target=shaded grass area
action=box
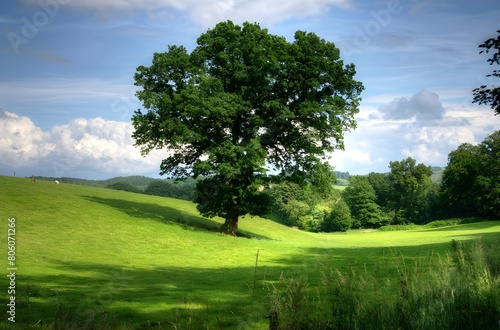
[15,261,278,329]
[82,195,222,232]
[81,195,272,240]
[0,176,499,329]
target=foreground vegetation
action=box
[271,238,500,329]
[1,176,499,329]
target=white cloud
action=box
[0,111,53,167]
[329,146,380,174]
[401,126,476,165]
[0,111,166,179]
[330,88,500,174]
[187,0,353,27]
[21,0,353,27]
[379,89,445,121]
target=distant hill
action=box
[430,166,444,183]
[102,176,157,191]
[33,175,158,191]
[32,175,197,200]
[333,171,350,186]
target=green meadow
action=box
[0,175,499,329]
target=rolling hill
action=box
[0,175,498,329]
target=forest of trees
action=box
[269,130,499,232]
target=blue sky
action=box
[1,0,499,179]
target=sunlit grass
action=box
[0,175,499,329]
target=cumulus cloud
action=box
[379,89,445,121]
[330,89,499,174]
[0,111,166,178]
[401,126,476,165]
[0,111,53,167]
[328,146,384,174]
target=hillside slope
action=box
[0,175,499,328]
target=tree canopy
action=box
[441,130,500,219]
[473,29,500,115]
[387,157,433,224]
[132,21,364,235]
[343,175,387,228]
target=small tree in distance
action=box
[322,200,351,232]
[132,21,364,236]
[343,175,387,228]
[387,157,433,224]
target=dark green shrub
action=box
[322,200,351,232]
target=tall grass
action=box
[269,237,500,330]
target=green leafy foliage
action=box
[269,180,347,232]
[387,157,434,224]
[107,182,143,194]
[366,172,391,210]
[144,180,195,201]
[472,30,500,115]
[270,181,316,227]
[343,176,388,228]
[269,238,500,329]
[441,130,500,219]
[301,204,331,232]
[132,20,363,235]
[322,199,352,232]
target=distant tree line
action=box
[32,175,155,189]
[142,179,196,200]
[269,175,351,232]
[269,130,499,232]
[31,130,498,232]
[332,171,350,186]
[106,178,196,201]
[31,175,196,201]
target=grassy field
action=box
[0,175,499,329]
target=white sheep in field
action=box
[54,180,60,185]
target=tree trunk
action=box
[220,210,239,236]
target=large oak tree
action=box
[132,21,364,235]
